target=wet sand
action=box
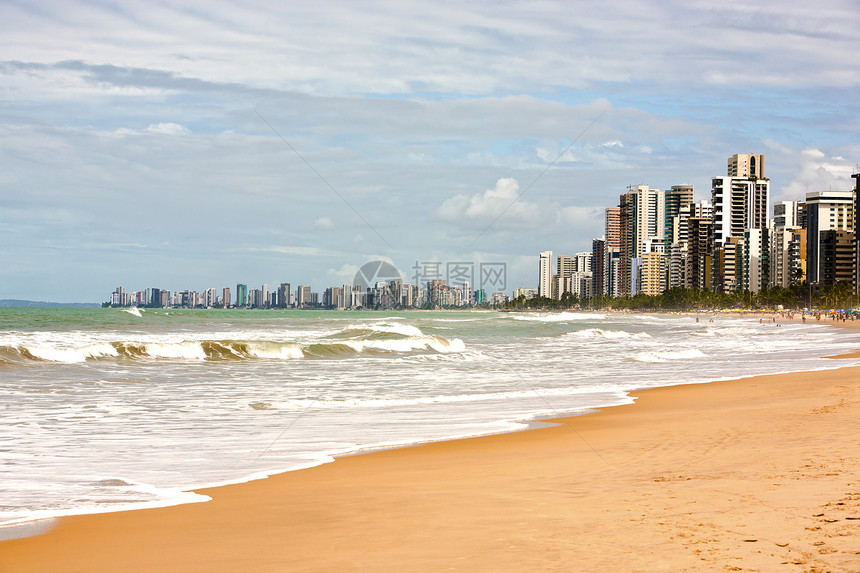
[1,362,858,572]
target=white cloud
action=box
[778,147,857,200]
[326,263,359,283]
[145,123,190,135]
[1,1,858,301]
[438,178,540,226]
[314,217,334,229]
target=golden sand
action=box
[2,361,858,572]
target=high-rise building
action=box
[538,251,553,298]
[805,190,854,284]
[617,185,665,295]
[819,230,856,288]
[628,185,665,256]
[277,283,291,309]
[854,172,860,294]
[711,176,770,248]
[591,238,606,297]
[296,285,312,308]
[557,254,575,278]
[742,228,769,293]
[574,251,593,273]
[604,207,621,250]
[600,207,621,298]
[664,185,694,247]
[686,217,712,290]
[771,201,803,288]
[773,201,800,229]
[236,284,248,307]
[728,154,765,178]
[711,155,769,292]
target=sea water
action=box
[1,307,859,528]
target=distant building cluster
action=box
[109,280,502,309]
[535,154,860,300]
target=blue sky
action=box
[2,0,859,302]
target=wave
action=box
[3,335,465,364]
[509,312,606,323]
[340,322,424,338]
[631,349,707,363]
[278,384,629,410]
[566,329,651,340]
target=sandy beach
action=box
[2,355,859,571]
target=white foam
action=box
[245,342,304,360]
[142,342,208,360]
[341,335,465,354]
[566,329,650,339]
[509,312,606,323]
[22,343,119,363]
[346,322,424,337]
[631,349,707,363]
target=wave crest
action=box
[3,333,465,364]
[509,312,606,323]
[566,329,651,340]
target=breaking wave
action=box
[566,329,651,340]
[2,322,465,364]
[508,312,606,322]
[630,349,707,363]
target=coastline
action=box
[2,349,858,571]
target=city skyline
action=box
[2,2,859,302]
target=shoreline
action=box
[2,351,859,571]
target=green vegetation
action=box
[506,281,858,312]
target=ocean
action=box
[2,307,859,531]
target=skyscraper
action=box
[711,154,769,292]
[728,153,765,178]
[711,177,770,247]
[805,190,855,285]
[617,185,665,295]
[854,172,860,295]
[604,207,621,251]
[236,284,248,307]
[538,251,553,298]
[278,283,291,309]
[664,185,694,247]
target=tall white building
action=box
[711,155,769,293]
[629,185,665,257]
[771,201,802,288]
[805,190,855,284]
[538,251,553,298]
[711,176,770,248]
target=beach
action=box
[2,353,858,572]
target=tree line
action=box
[505,281,857,312]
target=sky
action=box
[2,0,859,302]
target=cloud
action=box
[556,206,605,228]
[326,263,359,283]
[314,217,334,229]
[778,147,857,200]
[1,1,858,301]
[438,178,540,226]
[145,122,190,135]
